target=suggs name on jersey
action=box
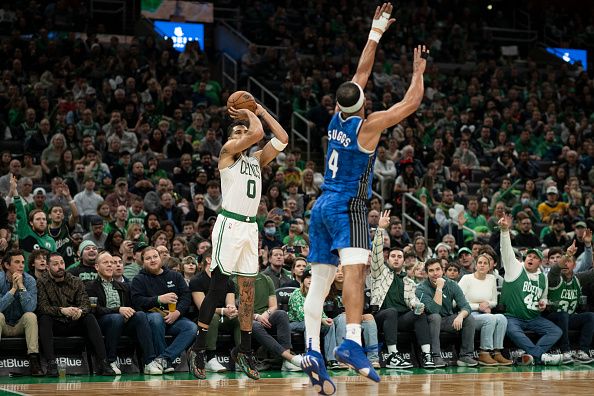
[328,129,351,147]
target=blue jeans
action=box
[546,311,594,353]
[333,313,379,361]
[98,311,157,364]
[290,320,338,362]
[471,312,508,350]
[146,313,197,362]
[505,315,562,360]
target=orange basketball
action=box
[227,90,257,113]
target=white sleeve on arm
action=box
[575,246,592,274]
[501,230,522,281]
[489,275,498,308]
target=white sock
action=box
[345,323,362,345]
[421,344,431,354]
[388,345,398,354]
[304,264,337,353]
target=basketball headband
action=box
[338,82,365,114]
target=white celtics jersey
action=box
[221,154,261,217]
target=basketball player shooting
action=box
[301,2,428,394]
[189,102,289,380]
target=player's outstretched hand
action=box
[378,210,391,229]
[498,213,513,232]
[413,45,429,75]
[372,3,396,33]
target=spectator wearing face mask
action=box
[262,220,282,251]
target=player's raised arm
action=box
[358,45,427,151]
[220,108,265,163]
[351,2,395,89]
[253,104,288,167]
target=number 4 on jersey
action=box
[328,149,339,178]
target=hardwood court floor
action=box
[1,366,594,395]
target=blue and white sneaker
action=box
[334,340,380,383]
[301,350,336,395]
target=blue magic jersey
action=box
[321,113,375,200]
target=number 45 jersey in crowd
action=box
[308,112,376,266]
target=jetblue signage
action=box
[153,21,205,52]
[546,47,588,71]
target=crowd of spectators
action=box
[0,0,594,377]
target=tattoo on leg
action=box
[238,276,255,331]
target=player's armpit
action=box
[357,100,419,151]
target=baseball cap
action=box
[546,186,558,195]
[116,177,127,186]
[33,187,46,196]
[458,247,472,256]
[526,248,544,261]
[133,241,149,254]
[90,216,103,226]
[301,267,312,282]
[575,221,587,228]
[78,240,97,255]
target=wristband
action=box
[368,30,382,43]
[271,137,287,151]
[157,296,160,304]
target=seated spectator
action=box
[130,246,197,373]
[189,249,239,375]
[288,268,339,368]
[514,213,541,249]
[83,216,108,249]
[262,247,293,289]
[0,249,43,375]
[37,252,116,376]
[86,251,163,375]
[374,146,396,202]
[10,175,56,265]
[457,247,475,279]
[67,240,99,281]
[324,265,380,368]
[245,272,302,371]
[104,178,139,215]
[284,256,307,288]
[490,177,518,210]
[458,254,513,366]
[27,249,48,280]
[498,214,563,365]
[444,262,460,280]
[416,258,478,367]
[545,240,594,364]
[370,213,434,369]
[538,186,567,224]
[388,221,411,249]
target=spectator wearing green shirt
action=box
[545,237,594,364]
[241,272,302,371]
[463,197,490,242]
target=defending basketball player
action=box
[189,102,288,380]
[301,3,428,393]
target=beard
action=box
[50,269,65,279]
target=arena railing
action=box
[290,112,312,162]
[248,77,280,119]
[221,53,238,92]
[402,192,429,241]
[90,0,129,35]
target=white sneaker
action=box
[110,361,122,375]
[282,359,302,372]
[541,353,563,366]
[562,352,574,364]
[144,360,163,375]
[573,350,594,364]
[205,357,227,373]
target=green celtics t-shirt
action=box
[501,268,546,320]
[548,277,581,314]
